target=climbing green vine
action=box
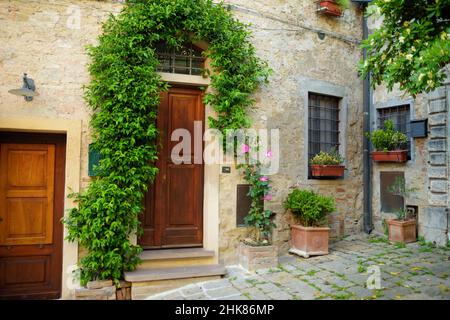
[64,0,270,285]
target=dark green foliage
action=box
[365,120,408,151]
[284,189,335,227]
[64,0,270,285]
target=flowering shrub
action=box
[359,0,450,96]
[237,144,276,245]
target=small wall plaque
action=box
[221,166,231,174]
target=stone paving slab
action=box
[145,235,450,300]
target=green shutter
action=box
[88,144,102,177]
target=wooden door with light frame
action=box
[0,132,65,299]
[139,86,204,248]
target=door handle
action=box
[0,217,3,222]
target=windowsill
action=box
[157,72,210,86]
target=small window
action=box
[380,172,404,213]
[377,105,411,158]
[155,42,205,76]
[308,93,340,177]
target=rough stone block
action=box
[428,167,447,179]
[428,113,447,126]
[429,180,448,193]
[116,281,132,300]
[427,139,446,152]
[238,243,278,272]
[419,226,448,247]
[428,87,446,100]
[74,285,116,300]
[429,126,447,139]
[427,192,448,206]
[421,207,448,229]
[428,99,447,114]
[429,152,447,165]
[87,279,113,289]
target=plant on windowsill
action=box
[366,119,408,162]
[237,143,278,271]
[318,0,350,17]
[284,189,335,258]
[309,148,345,178]
[386,177,418,244]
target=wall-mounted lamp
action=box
[317,31,326,40]
[8,73,39,101]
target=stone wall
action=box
[422,83,450,246]
[218,0,365,264]
[0,1,366,266]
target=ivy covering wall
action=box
[64,0,270,285]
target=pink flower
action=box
[241,144,250,154]
[259,176,269,182]
[265,150,273,158]
[262,194,272,201]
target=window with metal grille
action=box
[155,42,205,76]
[377,105,411,158]
[308,93,340,176]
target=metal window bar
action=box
[377,105,411,159]
[155,42,205,76]
[308,93,340,178]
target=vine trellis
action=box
[64,0,270,285]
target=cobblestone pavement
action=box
[145,235,450,300]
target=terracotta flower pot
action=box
[318,1,343,17]
[370,150,408,162]
[387,219,417,243]
[289,225,330,258]
[310,165,345,177]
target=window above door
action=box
[155,42,205,76]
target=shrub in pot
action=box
[366,119,408,162]
[386,177,417,243]
[284,189,335,258]
[309,148,345,178]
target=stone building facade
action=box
[7,0,447,300]
[368,19,450,247]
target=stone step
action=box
[139,248,215,261]
[125,264,226,282]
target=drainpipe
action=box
[360,1,373,233]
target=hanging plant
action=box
[63,0,270,286]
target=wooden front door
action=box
[139,87,204,248]
[0,132,65,299]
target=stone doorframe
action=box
[131,41,220,263]
[0,117,82,299]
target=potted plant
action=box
[284,189,335,258]
[318,0,350,17]
[237,143,278,271]
[386,177,417,243]
[310,148,345,178]
[366,119,408,162]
